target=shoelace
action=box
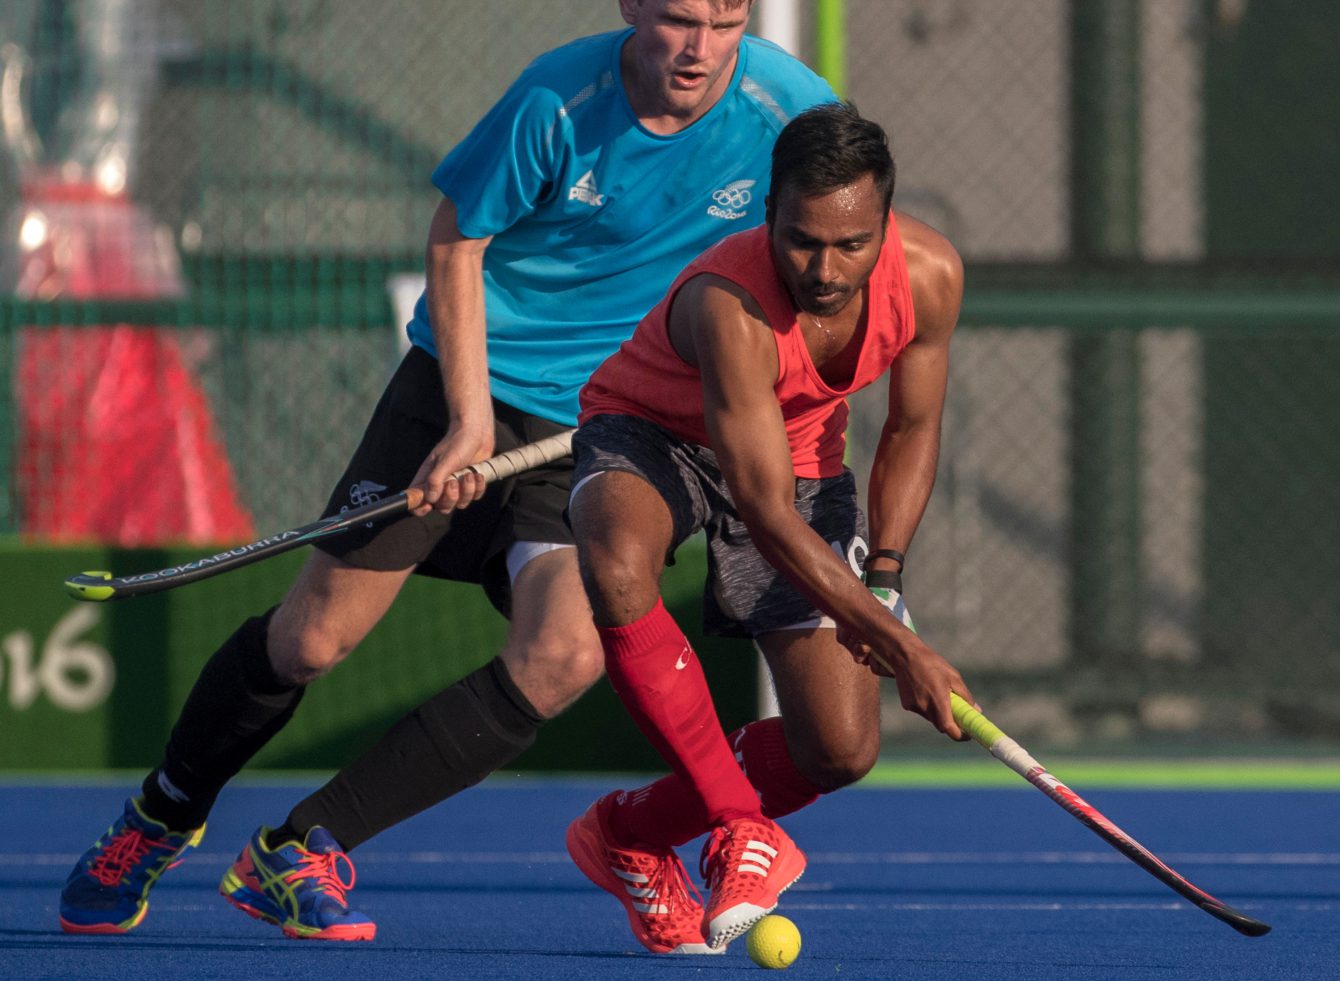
[698,826,731,890]
[650,852,704,910]
[86,829,171,887]
[288,850,357,905]
[642,851,706,942]
[699,823,777,902]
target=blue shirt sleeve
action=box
[431,71,565,240]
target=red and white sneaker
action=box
[699,816,806,949]
[566,795,721,955]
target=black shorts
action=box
[572,414,870,639]
[317,346,574,616]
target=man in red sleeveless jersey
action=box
[564,102,976,953]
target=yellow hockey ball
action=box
[746,914,801,969]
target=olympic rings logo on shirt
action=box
[712,180,756,210]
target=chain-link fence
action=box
[838,0,1340,752]
[2,1,1337,753]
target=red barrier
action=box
[16,325,255,545]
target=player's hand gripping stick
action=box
[63,430,575,601]
[860,587,1270,939]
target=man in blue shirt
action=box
[59,0,834,950]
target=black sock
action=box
[266,822,304,849]
[140,607,305,830]
[283,658,544,851]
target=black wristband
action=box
[865,548,906,573]
[865,568,903,591]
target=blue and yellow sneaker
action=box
[220,826,376,941]
[59,797,205,934]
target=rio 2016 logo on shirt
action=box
[708,179,755,220]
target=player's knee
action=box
[268,618,354,685]
[576,546,660,625]
[793,728,880,793]
[503,630,605,717]
[565,633,607,689]
[522,631,604,685]
[550,637,606,708]
[575,544,625,602]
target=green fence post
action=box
[814,0,846,97]
[1068,0,1143,671]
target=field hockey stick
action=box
[945,691,1271,936]
[63,429,576,602]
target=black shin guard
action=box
[283,658,544,851]
[141,607,304,830]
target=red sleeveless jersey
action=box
[578,214,916,478]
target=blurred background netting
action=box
[1,0,1337,756]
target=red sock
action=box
[734,716,823,818]
[609,716,823,849]
[599,599,760,830]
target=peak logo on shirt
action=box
[568,170,606,207]
[708,179,755,220]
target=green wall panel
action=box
[0,541,757,772]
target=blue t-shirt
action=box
[406,28,836,426]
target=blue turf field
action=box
[1,777,1334,979]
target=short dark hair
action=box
[769,102,895,217]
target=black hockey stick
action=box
[64,430,575,601]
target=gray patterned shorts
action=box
[572,413,870,639]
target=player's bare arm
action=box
[673,274,972,739]
[863,213,964,579]
[411,196,496,515]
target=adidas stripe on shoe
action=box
[566,795,721,955]
[699,816,806,949]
